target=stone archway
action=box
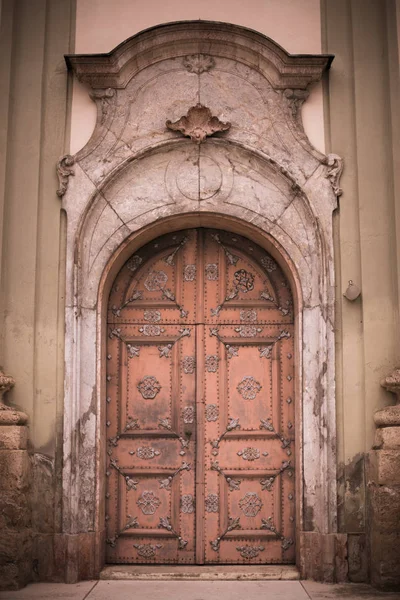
[60,21,342,579]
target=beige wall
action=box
[0,0,74,462]
[70,0,325,155]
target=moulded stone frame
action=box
[61,21,340,579]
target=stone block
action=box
[368,483,400,533]
[368,450,400,485]
[0,425,28,450]
[0,530,32,591]
[299,532,348,583]
[0,450,31,491]
[370,531,400,590]
[0,490,31,529]
[347,534,368,583]
[374,426,400,449]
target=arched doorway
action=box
[105,227,295,564]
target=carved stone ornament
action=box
[166,103,231,144]
[56,154,75,197]
[0,368,28,425]
[376,367,400,427]
[323,153,344,197]
[183,54,215,74]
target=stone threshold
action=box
[100,564,300,581]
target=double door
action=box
[106,228,295,564]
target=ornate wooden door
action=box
[106,228,295,565]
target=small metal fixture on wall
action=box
[343,280,361,301]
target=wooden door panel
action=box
[106,228,295,565]
[106,322,196,563]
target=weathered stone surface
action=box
[0,450,31,491]
[0,491,31,529]
[370,531,400,590]
[0,425,28,449]
[374,405,400,428]
[368,450,400,485]
[0,531,32,591]
[368,484,400,533]
[299,532,348,583]
[348,534,368,583]
[374,426,400,449]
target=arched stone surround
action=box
[61,21,343,579]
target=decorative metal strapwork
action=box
[258,330,291,361]
[210,268,255,316]
[210,327,238,359]
[211,461,242,491]
[158,462,191,490]
[210,417,240,456]
[210,517,241,551]
[133,543,163,559]
[158,328,191,359]
[158,516,188,549]
[111,290,143,317]
[211,233,238,265]
[137,491,161,515]
[238,492,263,517]
[260,460,292,492]
[108,458,139,490]
[158,417,190,455]
[236,545,265,559]
[261,517,294,551]
[259,417,293,456]
[106,516,140,547]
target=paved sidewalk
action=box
[1,581,400,600]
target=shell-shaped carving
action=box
[166,103,231,144]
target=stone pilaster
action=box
[367,368,400,590]
[0,370,32,590]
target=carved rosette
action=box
[166,103,231,144]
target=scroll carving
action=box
[323,153,344,197]
[56,154,75,197]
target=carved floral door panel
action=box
[106,228,295,564]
